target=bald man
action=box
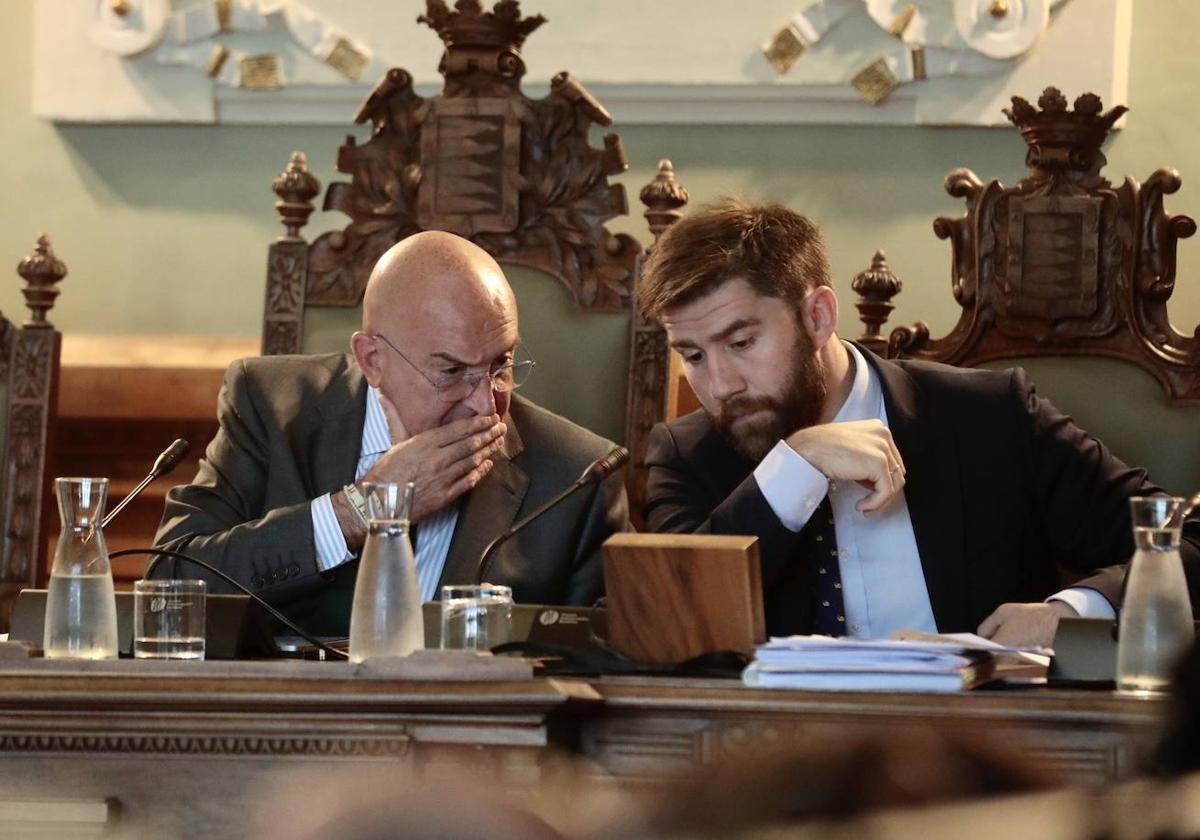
[155,232,629,635]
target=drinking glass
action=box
[133,579,207,660]
[440,584,513,651]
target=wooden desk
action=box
[0,659,596,837]
[0,661,1167,837]
[578,677,1164,787]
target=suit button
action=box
[288,563,300,577]
[252,575,265,588]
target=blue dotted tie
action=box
[807,496,846,636]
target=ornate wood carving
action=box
[294,0,639,316]
[262,153,320,355]
[0,237,63,628]
[0,731,412,758]
[626,161,689,526]
[257,4,684,529]
[850,250,902,357]
[889,87,1200,403]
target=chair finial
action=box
[272,151,321,242]
[851,249,902,356]
[640,160,689,245]
[16,234,66,328]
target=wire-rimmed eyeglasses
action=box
[372,332,535,403]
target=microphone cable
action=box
[111,547,350,660]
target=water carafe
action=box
[44,477,119,659]
[1116,496,1194,695]
[348,481,423,663]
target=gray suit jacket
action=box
[155,353,629,630]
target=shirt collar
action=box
[362,385,393,457]
[831,340,884,424]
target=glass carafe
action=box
[43,477,119,659]
[1116,496,1194,695]
[348,482,423,663]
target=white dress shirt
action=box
[309,386,459,601]
[752,342,1114,637]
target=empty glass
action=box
[1116,496,1195,696]
[440,584,513,651]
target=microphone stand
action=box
[475,446,629,584]
[85,438,190,544]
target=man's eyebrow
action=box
[428,351,473,366]
[710,318,761,343]
[669,318,762,350]
[429,345,518,366]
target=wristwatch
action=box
[342,483,370,527]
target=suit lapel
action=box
[291,355,366,496]
[438,412,530,588]
[864,348,968,632]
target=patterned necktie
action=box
[806,496,846,636]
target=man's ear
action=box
[800,286,839,350]
[350,331,383,386]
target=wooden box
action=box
[603,533,765,664]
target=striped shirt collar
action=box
[362,385,393,457]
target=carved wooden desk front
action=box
[0,663,1166,837]
[0,659,595,837]
[578,677,1166,788]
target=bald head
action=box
[352,231,522,436]
[362,231,515,336]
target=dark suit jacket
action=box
[644,348,1200,636]
[155,353,629,631]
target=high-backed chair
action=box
[886,87,1200,495]
[0,236,63,629]
[261,0,689,523]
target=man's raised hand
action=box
[785,419,905,514]
[363,394,506,521]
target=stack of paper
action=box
[742,635,1000,692]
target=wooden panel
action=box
[50,336,258,589]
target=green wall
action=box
[2,3,1198,448]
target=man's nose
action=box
[707,355,746,402]
[463,375,498,416]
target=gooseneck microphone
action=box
[475,446,629,585]
[101,438,190,530]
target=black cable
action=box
[110,547,349,660]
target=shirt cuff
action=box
[1047,587,1116,620]
[311,492,354,572]
[753,440,830,532]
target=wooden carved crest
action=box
[281,0,638,320]
[890,87,1200,403]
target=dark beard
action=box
[710,333,828,462]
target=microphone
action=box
[475,446,629,585]
[101,438,191,530]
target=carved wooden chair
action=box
[882,87,1200,495]
[260,0,689,522]
[0,236,64,628]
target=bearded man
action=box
[638,199,1200,648]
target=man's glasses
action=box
[372,333,535,403]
